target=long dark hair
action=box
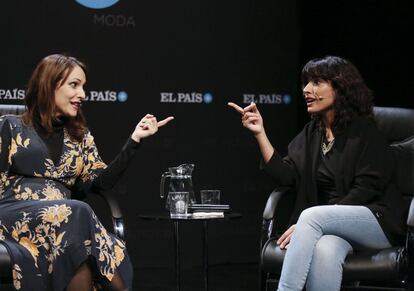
[301,56,374,134]
[22,54,87,142]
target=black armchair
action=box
[0,104,125,290]
[260,106,414,291]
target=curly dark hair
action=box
[301,56,374,134]
[22,54,87,142]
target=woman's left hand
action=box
[131,114,174,142]
[228,102,265,136]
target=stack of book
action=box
[188,204,231,213]
[188,204,230,218]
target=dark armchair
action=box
[260,106,414,291]
[0,104,125,290]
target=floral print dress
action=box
[0,115,133,290]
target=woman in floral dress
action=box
[0,54,174,290]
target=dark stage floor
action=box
[134,262,258,291]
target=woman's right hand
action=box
[228,102,264,136]
[277,224,296,250]
[131,114,174,142]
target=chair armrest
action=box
[407,197,414,229]
[0,104,26,116]
[407,197,414,286]
[96,190,125,240]
[263,187,291,220]
[0,242,12,284]
[261,187,294,244]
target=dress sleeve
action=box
[0,117,12,198]
[91,137,141,192]
[73,131,140,197]
[79,130,108,184]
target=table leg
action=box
[173,221,180,291]
[203,220,209,291]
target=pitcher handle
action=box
[160,172,171,198]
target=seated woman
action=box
[0,54,174,291]
[228,56,405,291]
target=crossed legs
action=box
[277,205,392,291]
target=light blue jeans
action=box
[277,205,392,291]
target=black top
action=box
[33,115,66,165]
[316,147,339,204]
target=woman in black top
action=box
[0,54,173,291]
[228,56,405,291]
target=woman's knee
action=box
[63,200,95,221]
[313,235,352,264]
[65,200,93,212]
[297,205,327,225]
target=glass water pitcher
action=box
[160,163,196,210]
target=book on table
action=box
[188,204,231,213]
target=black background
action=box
[1,0,413,289]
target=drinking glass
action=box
[200,190,221,205]
[169,192,189,218]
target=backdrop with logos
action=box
[0,0,300,283]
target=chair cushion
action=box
[390,135,414,195]
[261,238,406,283]
[342,247,407,283]
[374,107,414,143]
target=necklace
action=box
[321,138,335,155]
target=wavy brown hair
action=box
[301,56,374,134]
[22,54,87,142]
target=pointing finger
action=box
[157,116,175,127]
[227,102,244,114]
[243,102,257,113]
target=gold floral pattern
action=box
[8,133,30,164]
[80,132,107,183]
[12,264,22,290]
[34,221,68,274]
[11,212,39,267]
[41,181,65,200]
[0,221,8,240]
[84,239,92,255]
[92,213,126,280]
[10,207,72,274]
[37,158,59,180]
[38,204,72,226]
[13,181,66,201]
[0,171,10,197]
[14,185,40,200]
[34,130,107,186]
